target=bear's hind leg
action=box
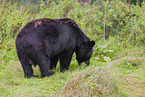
[19,58,34,78]
[37,52,54,77]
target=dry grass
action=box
[110,48,145,97]
[112,57,145,65]
[119,73,145,97]
[59,65,120,97]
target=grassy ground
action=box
[0,39,145,97]
[0,1,145,96]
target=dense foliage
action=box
[0,0,145,96]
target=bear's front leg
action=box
[60,50,74,72]
[50,55,59,70]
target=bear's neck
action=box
[76,31,90,49]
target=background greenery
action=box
[0,0,145,96]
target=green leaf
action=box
[103,56,111,62]
[103,50,114,53]
[101,45,108,49]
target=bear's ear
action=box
[89,41,95,48]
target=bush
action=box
[0,2,31,46]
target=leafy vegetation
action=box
[0,0,145,96]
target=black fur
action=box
[15,18,95,78]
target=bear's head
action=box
[76,41,95,65]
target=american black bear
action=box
[15,18,95,78]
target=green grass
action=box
[0,40,145,96]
